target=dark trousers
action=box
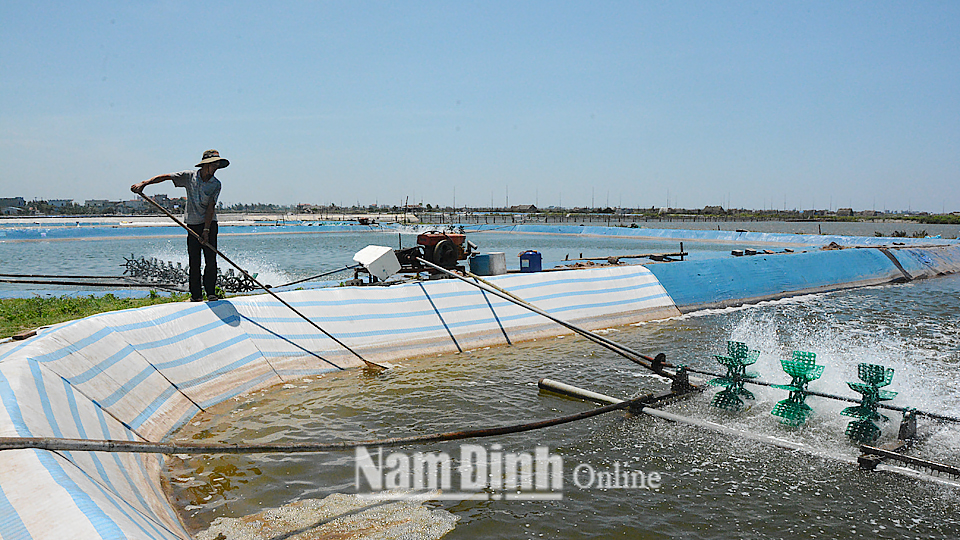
[187,222,218,299]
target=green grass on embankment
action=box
[0,292,189,339]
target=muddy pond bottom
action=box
[165,275,960,539]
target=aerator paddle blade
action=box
[858,363,895,387]
[771,399,814,427]
[845,418,882,444]
[711,388,746,411]
[726,340,760,365]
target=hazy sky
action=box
[2,2,958,211]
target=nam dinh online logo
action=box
[355,444,662,501]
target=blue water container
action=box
[519,250,542,272]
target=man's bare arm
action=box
[131,174,172,194]
[201,199,216,243]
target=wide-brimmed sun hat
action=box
[196,149,230,168]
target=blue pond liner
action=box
[646,248,904,312]
[888,246,960,279]
[467,223,955,248]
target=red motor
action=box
[417,231,469,269]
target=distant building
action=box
[1,197,25,215]
[836,208,853,217]
[47,199,74,208]
[151,194,178,211]
[859,210,878,217]
[703,206,724,214]
[0,197,26,209]
[84,199,119,212]
[510,204,537,212]
[119,199,147,212]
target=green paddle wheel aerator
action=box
[770,351,824,426]
[708,341,760,411]
[841,363,897,444]
[706,339,909,446]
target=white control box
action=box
[353,245,402,281]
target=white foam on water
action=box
[194,492,458,540]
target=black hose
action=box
[0,394,648,454]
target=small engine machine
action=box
[395,230,476,272]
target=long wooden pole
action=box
[569,251,687,262]
[135,191,388,370]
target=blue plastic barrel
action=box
[519,250,542,272]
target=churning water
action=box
[164,274,960,539]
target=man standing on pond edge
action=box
[131,149,227,302]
